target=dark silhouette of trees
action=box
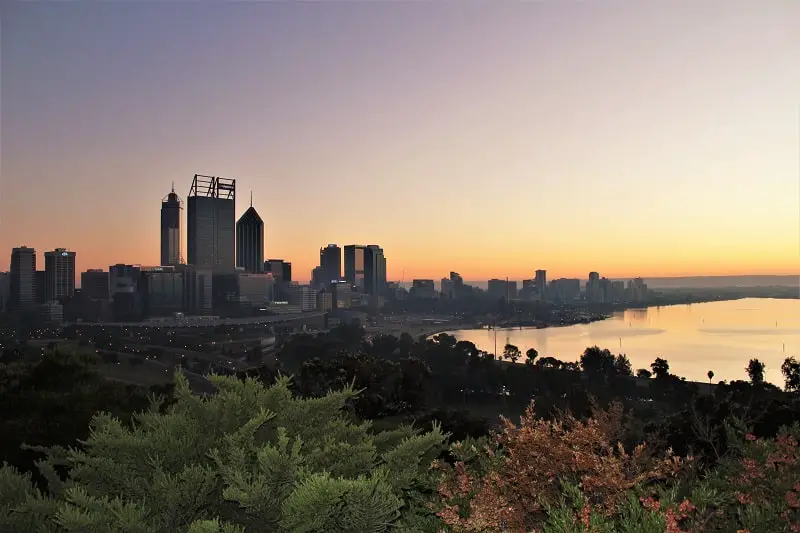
[503,343,521,364]
[707,370,714,383]
[636,368,652,379]
[0,348,167,488]
[782,357,800,391]
[580,346,615,374]
[651,357,670,379]
[613,354,633,376]
[747,358,765,385]
[525,348,538,366]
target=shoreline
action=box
[423,295,796,340]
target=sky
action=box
[2,1,799,283]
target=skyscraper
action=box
[235,196,264,273]
[9,246,36,309]
[343,245,366,289]
[364,245,386,295]
[587,271,602,303]
[187,174,235,273]
[44,248,76,301]
[160,184,182,266]
[319,244,341,286]
[535,269,547,299]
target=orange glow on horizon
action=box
[2,2,799,282]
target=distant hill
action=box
[631,275,799,289]
[420,275,799,291]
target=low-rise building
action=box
[288,285,317,312]
[331,281,352,309]
[81,269,110,300]
[140,266,184,317]
[317,290,333,312]
[41,301,63,323]
[237,272,275,307]
[411,279,436,299]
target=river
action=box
[442,298,800,384]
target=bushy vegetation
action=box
[4,326,800,532]
[435,404,800,532]
[1,372,446,532]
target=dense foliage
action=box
[1,373,446,532]
[4,324,800,532]
[0,349,170,488]
[435,405,800,532]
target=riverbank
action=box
[439,298,798,384]
[424,312,612,340]
[428,294,795,339]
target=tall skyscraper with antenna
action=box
[160,183,182,266]
[235,192,264,273]
[187,174,236,272]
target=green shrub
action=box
[1,373,446,533]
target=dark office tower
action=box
[0,273,8,312]
[319,244,341,285]
[364,245,386,295]
[586,271,602,303]
[160,184,182,266]
[187,174,236,273]
[264,259,288,282]
[44,248,76,301]
[235,198,264,273]
[535,269,547,298]
[343,245,366,289]
[311,266,324,289]
[81,269,110,300]
[9,246,36,309]
[34,271,46,304]
[282,261,292,283]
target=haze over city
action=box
[2,2,799,281]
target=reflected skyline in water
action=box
[444,298,800,384]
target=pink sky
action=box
[2,2,799,282]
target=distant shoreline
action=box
[424,295,798,340]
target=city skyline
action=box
[2,2,799,280]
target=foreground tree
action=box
[0,373,446,533]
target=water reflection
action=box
[445,298,800,384]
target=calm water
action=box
[444,298,800,384]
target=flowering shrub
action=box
[434,405,800,533]
[435,403,684,532]
[689,425,800,532]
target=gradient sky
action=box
[2,1,799,282]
